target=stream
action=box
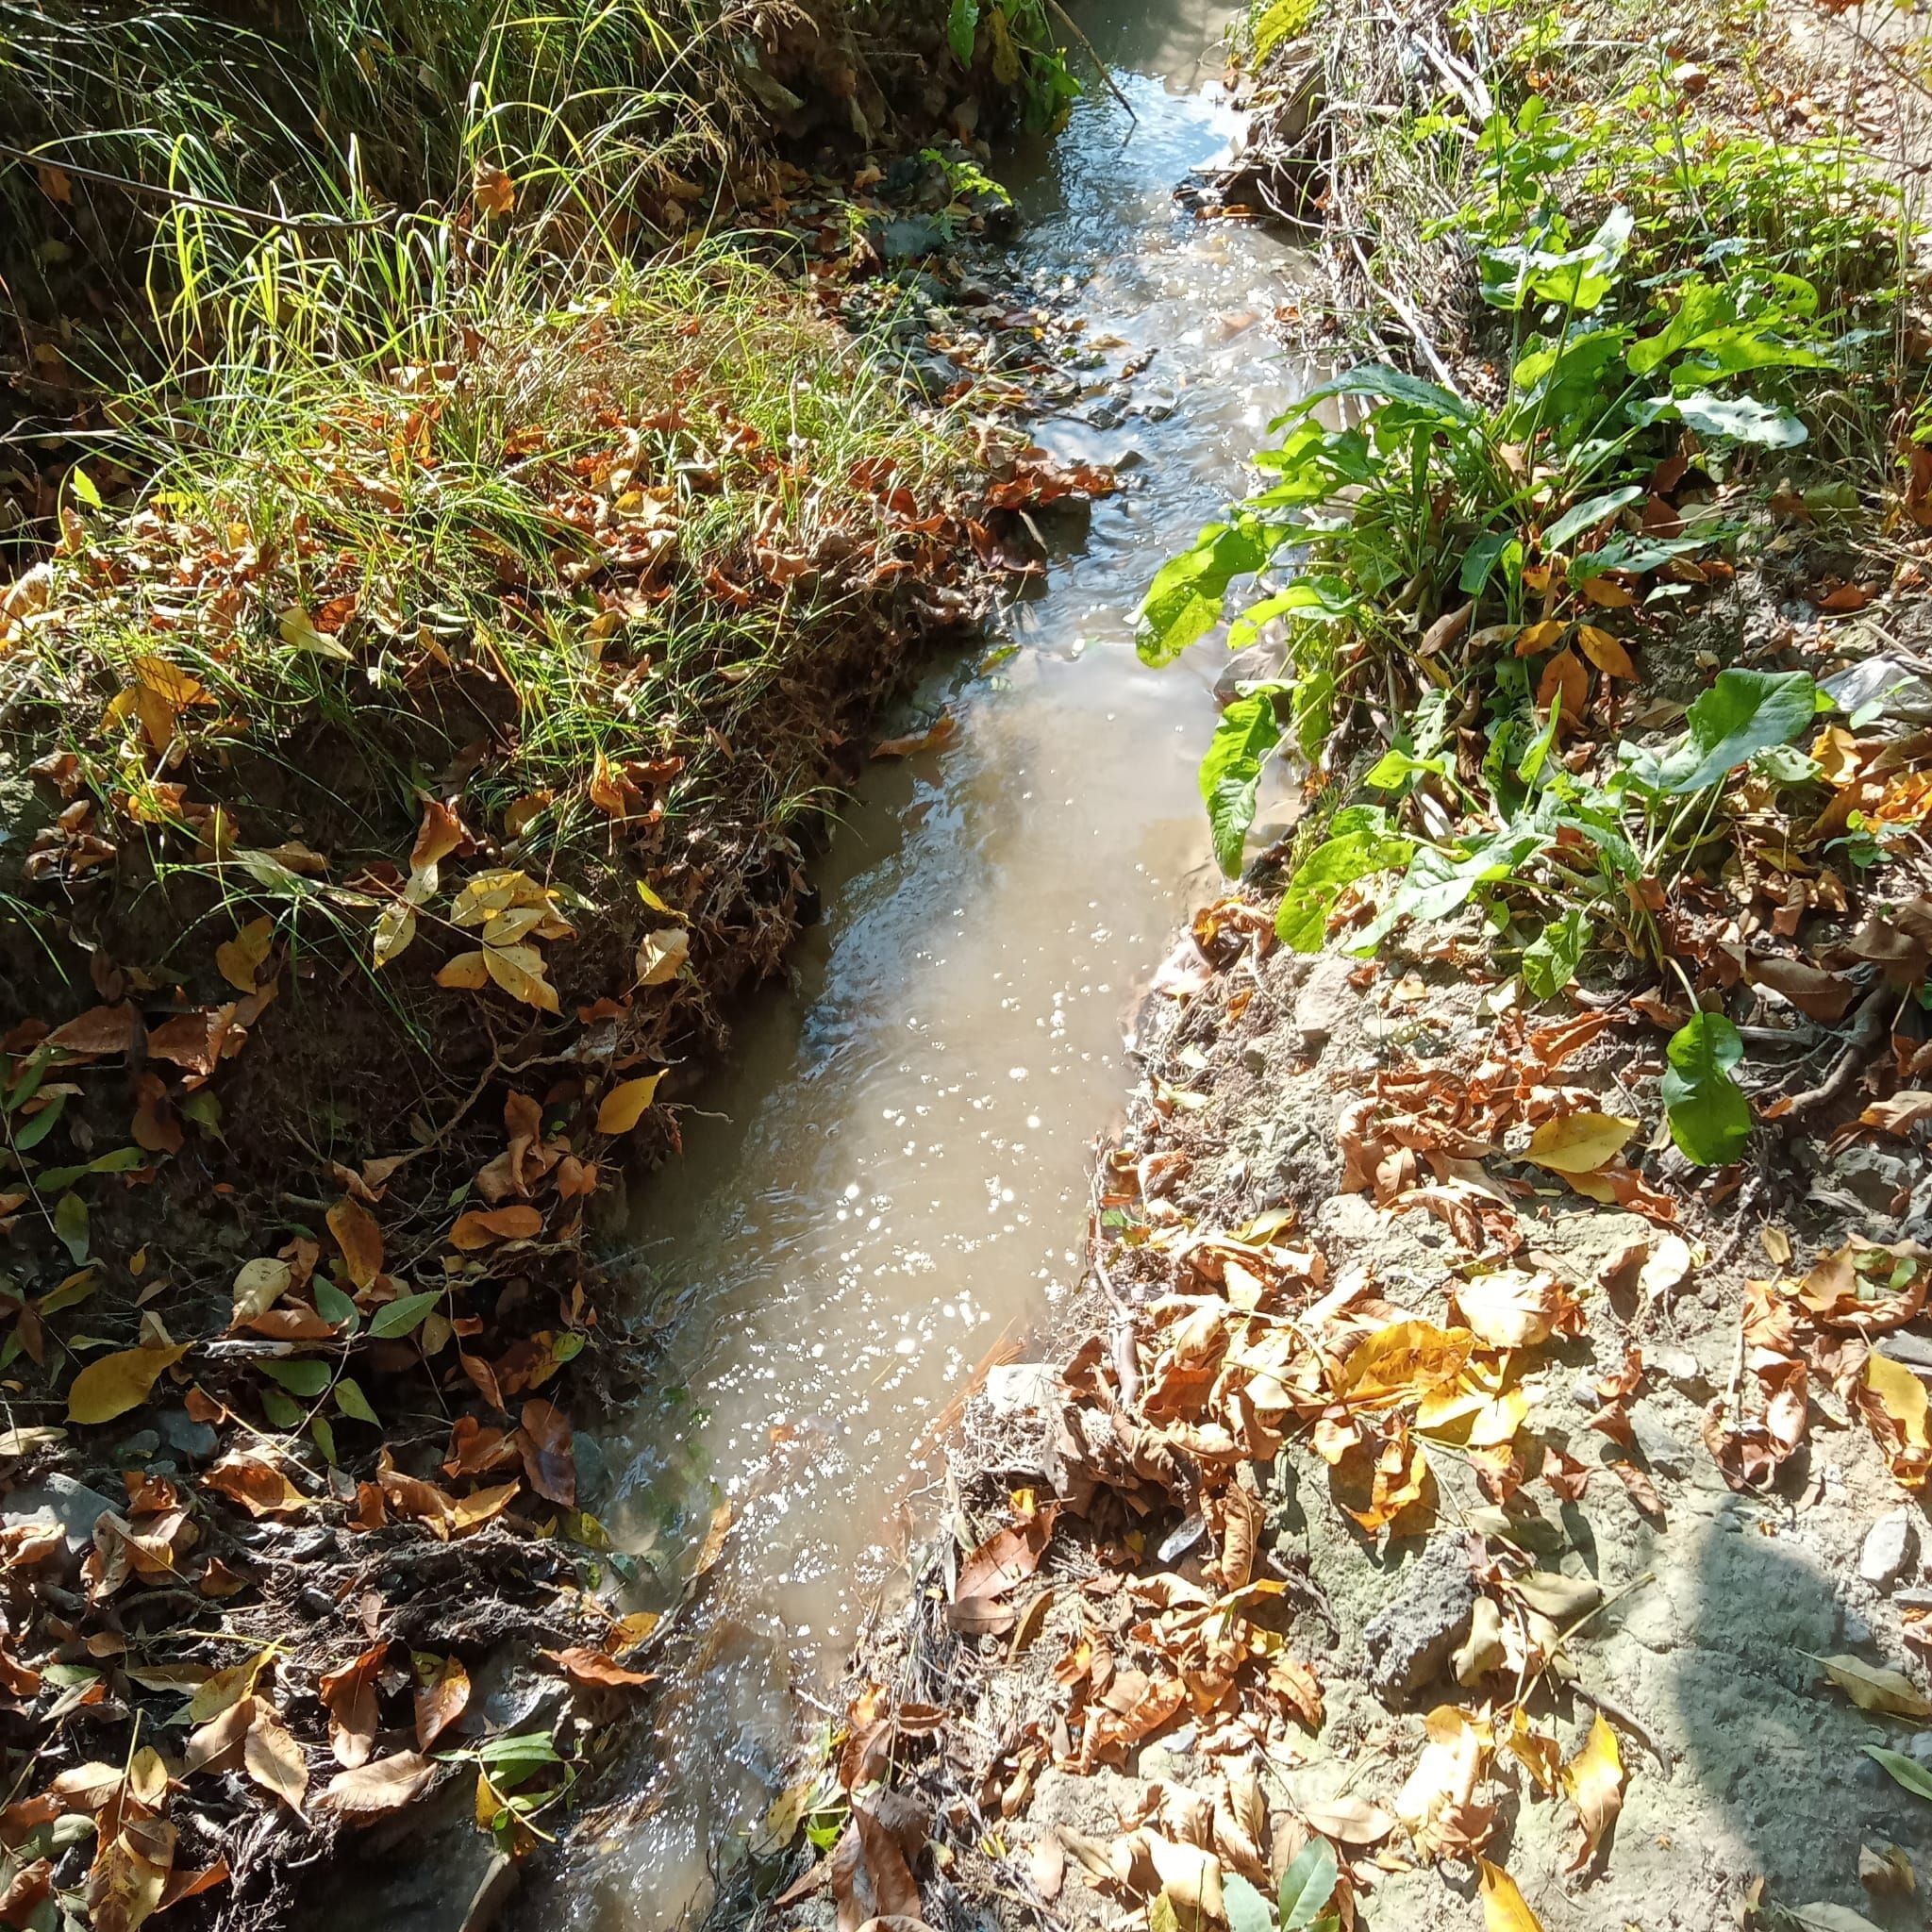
[553,8,1310,1920]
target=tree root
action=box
[1779,984,1894,1121]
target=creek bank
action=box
[0,23,1116,1931]
[815,2,1932,1931]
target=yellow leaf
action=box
[215,916,275,993]
[434,950,491,991]
[473,160,516,216]
[1581,575,1636,608]
[231,1257,291,1326]
[482,942,559,1013]
[278,607,351,659]
[450,1480,522,1534]
[1559,1713,1623,1870]
[635,926,689,988]
[1526,1110,1638,1174]
[1574,624,1636,679]
[1477,1859,1544,1932]
[1821,1653,1932,1718]
[636,879,683,921]
[372,900,418,970]
[326,1196,384,1291]
[1862,1351,1932,1487]
[1515,618,1566,655]
[67,1343,192,1425]
[596,1074,665,1135]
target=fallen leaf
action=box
[596,1073,666,1135]
[1477,1859,1545,1932]
[518,1399,575,1507]
[326,1197,383,1291]
[67,1344,192,1425]
[215,917,275,994]
[242,1705,309,1813]
[316,1752,437,1821]
[541,1646,655,1689]
[635,928,689,988]
[413,1655,471,1751]
[1822,1653,1932,1718]
[450,1205,544,1250]
[1559,1713,1623,1869]
[1525,1111,1638,1174]
[319,1644,386,1770]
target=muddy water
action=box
[558,9,1308,1922]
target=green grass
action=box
[7,242,974,1015]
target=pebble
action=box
[1859,1508,1918,1591]
[1571,1375,1600,1410]
[1838,1607,1874,1647]
[1910,1731,1932,1766]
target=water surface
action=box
[557,8,1311,1918]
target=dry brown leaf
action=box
[317,1751,437,1821]
[449,1205,544,1250]
[242,1705,309,1813]
[541,1646,655,1690]
[517,1398,575,1507]
[318,1643,387,1770]
[413,1654,471,1752]
[326,1197,383,1291]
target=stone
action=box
[1628,1408,1691,1479]
[1859,1508,1917,1590]
[1909,1730,1932,1766]
[1363,1533,1477,1703]
[0,1473,118,1554]
[155,1407,217,1464]
[1292,956,1357,1049]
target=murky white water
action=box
[554,8,1311,1920]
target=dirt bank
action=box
[801,2,1932,1930]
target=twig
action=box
[0,140,393,232]
[1087,1158,1141,1410]
[1570,1681,1674,1776]
[1780,984,1896,1119]
[1043,0,1138,125]
[1344,231,1464,394]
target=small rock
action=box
[1860,1508,1918,1591]
[0,1473,119,1555]
[1651,1348,1705,1390]
[1826,1143,1914,1217]
[1628,1409,1691,1479]
[1838,1607,1875,1648]
[1908,1731,1932,1766]
[1570,1375,1600,1411]
[1294,957,1357,1048]
[156,1407,217,1464]
[111,1430,160,1465]
[1241,1044,1268,1076]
